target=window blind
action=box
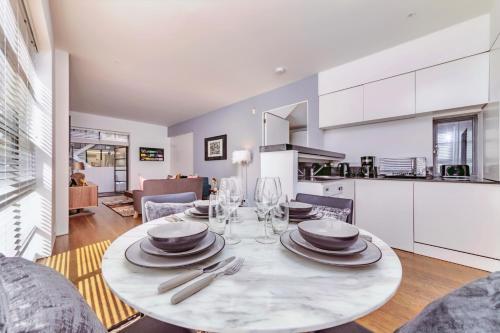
[0,0,38,256]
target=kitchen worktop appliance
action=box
[378,157,427,178]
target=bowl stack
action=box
[184,200,210,219]
[125,221,225,268]
[280,219,382,267]
[282,202,322,222]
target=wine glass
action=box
[219,178,241,245]
[254,177,280,244]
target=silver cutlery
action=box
[165,215,184,222]
[157,256,235,294]
[170,258,244,305]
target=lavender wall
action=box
[168,75,321,200]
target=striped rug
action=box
[38,240,138,329]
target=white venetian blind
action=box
[0,0,38,256]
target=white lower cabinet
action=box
[414,182,500,260]
[355,180,414,252]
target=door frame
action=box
[261,99,309,146]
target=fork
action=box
[170,258,244,304]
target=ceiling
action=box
[50,0,493,126]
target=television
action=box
[139,147,164,161]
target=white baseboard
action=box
[414,243,500,272]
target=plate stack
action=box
[280,219,382,267]
[125,222,225,268]
[184,200,210,219]
[283,202,322,222]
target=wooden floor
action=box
[54,201,488,333]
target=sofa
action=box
[132,178,205,217]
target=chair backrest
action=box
[295,193,354,224]
[141,192,197,223]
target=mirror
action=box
[262,101,308,146]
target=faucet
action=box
[310,164,328,177]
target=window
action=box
[0,1,39,256]
[433,115,477,175]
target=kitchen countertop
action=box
[298,176,500,185]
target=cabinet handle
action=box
[338,186,343,191]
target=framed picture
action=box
[205,134,227,161]
[139,147,164,161]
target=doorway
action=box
[70,127,130,196]
[262,100,308,146]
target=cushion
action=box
[396,271,500,333]
[144,201,193,222]
[0,255,106,333]
[312,205,351,222]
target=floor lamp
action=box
[232,150,251,206]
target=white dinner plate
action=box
[185,208,209,219]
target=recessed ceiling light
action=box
[275,67,286,75]
[407,12,416,18]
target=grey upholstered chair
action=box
[295,193,354,224]
[141,192,197,223]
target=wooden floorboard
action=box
[53,203,488,333]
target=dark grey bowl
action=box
[194,200,210,214]
[147,222,209,252]
[298,219,359,250]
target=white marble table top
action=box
[102,207,402,333]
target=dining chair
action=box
[295,193,354,223]
[141,192,197,223]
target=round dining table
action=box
[102,207,402,333]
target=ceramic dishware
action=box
[147,222,208,252]
[125,233,225,269]
[289,230,367,256]
[194,200,210,214]
[140,232,216,257]
[280,230,381,267]
[281,201,312,214]
[298,219,359,250]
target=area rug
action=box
[38,240,138,329]
[102,195,135,217]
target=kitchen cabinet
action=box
[416,53,489,113]
[364,73,415,121]
[483,37,500,182]
[296,179,354,200]
[319,86,363,128]
[355,180,413,252]
[414,182,500,260]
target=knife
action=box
[157,256,236,293]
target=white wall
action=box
[82,167,115,193]
[170,132,194,175]
[70,111,170,190]
[54,49,69,236]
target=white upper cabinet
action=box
[364,73,415,121]
[415,53,489,114]
[319,15,490,96]
[319,86,363,128]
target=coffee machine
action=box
[360,156,376,178]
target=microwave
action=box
[378,157,427,178]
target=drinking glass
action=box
[254,177,280,244]
[229,177,244,223]
[219,178,241,245]
[208,194,226,235]
[271,195,289,235]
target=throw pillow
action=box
[312,205,351,222]
[144,201,193,222]
[0,255,106,333]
